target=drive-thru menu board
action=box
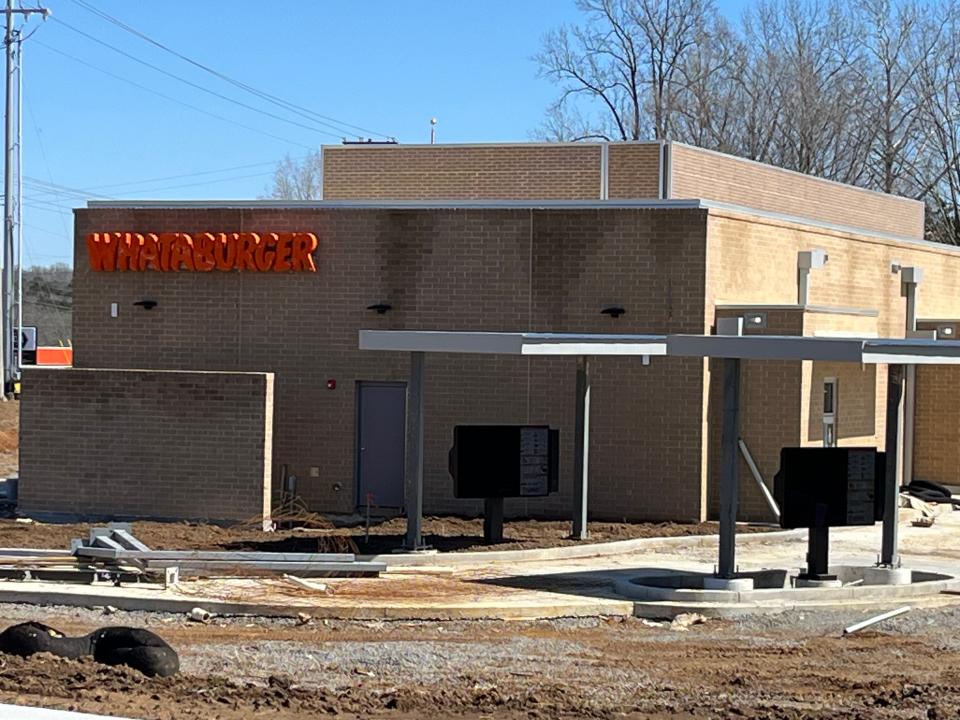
[450,425,560,499]
[519,427,550,497]
[774,447,886,529]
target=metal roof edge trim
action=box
[84,199,706,211]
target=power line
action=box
[101,170,274,197]
[67,0,393,141]
[24,168,276,200]
[24,178,106,200]
[23,157,290,198]
[50,17,348,140]
[24,89,72,245]
[33,39,316,150]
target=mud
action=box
[0,610,957,719]
[0,515,773,554]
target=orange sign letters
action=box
[86,232,318,272]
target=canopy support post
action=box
[572,356,591,540]
[405,351,425,550]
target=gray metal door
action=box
[356,382,406,508]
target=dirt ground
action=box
[0,603,957,719]
[0,515,773,554]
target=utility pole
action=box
[1,0,48,396]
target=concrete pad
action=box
[361,527,801,567]
[0,575,634,622]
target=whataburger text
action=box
[86,232,318,272]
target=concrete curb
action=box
[618,570,960,619]
[362,527,802,567]
[630,592,960,619]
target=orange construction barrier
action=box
[36,346,72,366]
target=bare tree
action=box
[535,0,716,140]
[913,2,960,243]
[22,263,72,346]
[671,17,746,153]
[853,0,941,195]
[265,151,323,200]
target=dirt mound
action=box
[0,652,608,719]
[0,515,773,554]
[0,624,958,719]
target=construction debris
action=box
[282,575,328,593]
[670,613,708,631]
[69,525,386,580]
[843,606,911,635]
[0,524,386,591]
[187,607,213,624]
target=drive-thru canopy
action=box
[359,330,960,579]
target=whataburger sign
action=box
[86,232,319,272]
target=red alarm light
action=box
[326,379,336,390]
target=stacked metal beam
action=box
[72,527,386,579]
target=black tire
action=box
[908,479,953,498]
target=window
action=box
[822,378,838,447]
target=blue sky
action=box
[21,0,750,265]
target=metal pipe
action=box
[0,0,12,394]
[903,364,916,486]
[718,357,741,578]
[881,364,904,567]
[902,277,919,488]
[738,438,780,520]
[843,605,911,635]
[14,29,20,375]
[797,267,810,306]
[572,356,591,540]
[405,351,425,550]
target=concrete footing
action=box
[614,565,958,617]
[795,578,842,589]
[863,566,913,586]
[703,576,755,592]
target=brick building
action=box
[17,141,960,524]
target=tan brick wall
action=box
[322,144,604,200]
[69,207,710,523]
[913,365,960,485]
[706,208,960,516]
[671,143,925,239]
[802,361,879,446]
[606,143,662,199]
[705,209,960,337]
[707,308,804,521]
[19,368,274,522]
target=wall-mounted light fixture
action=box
[366,303,392,315]
[743,312,767,329]
[601,305,625,319]
[133,300,157,310]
